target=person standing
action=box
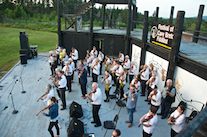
[61,52,69,68]
[139,106,158,137]
[47,51,54,76]
[62,61,72,92]
[55,44,61,65]
[85,82,102,127]
[124,85,138,128]
[122,55,131,83]
[68,58,75,83]
[78,67,87,98]
[101,70,112,102]
[118,51,124,63]
[128,62,136,84]
[91,58,100,82]
[38,97,59,137]
[90,46,98,57]
[117,68,127,99]
[158,79,176,119]
[53,70,67,110]
[42,84,55,106]
[139,65,150,96]
[71,47,79,68]
[167,105,186,137]
[98,51,104,75]
[148,85,161,110]
[103,55,111,71]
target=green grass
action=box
[0,26,58,75]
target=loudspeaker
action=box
[70,101,83,118]
[67,118,84,137]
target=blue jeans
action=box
[127,108,135,124]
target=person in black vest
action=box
[78,67,87,98]
[157,79,176,119]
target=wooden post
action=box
[193,5,205,43]
[139,11,149,66]
[166,11,185,80]
[155,7,159,22]
[131,5,137,31]
[57,0,61,46]
[124,0,132,55]
[89,0,94,50]
[102,3,106,29]
[108,10,113,28]
[134,7,138,29]
[169,6,174,25]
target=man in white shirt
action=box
[61,52,69,68]
[91,58,100,82]
[122,55,131,82]
[71,47,79,68]
[62,61,72,92]
[118,51,124,63]
[90,46,98,57]
[98,51,104,75]
[47,51,54,75]
[148,85,161,111]
[114,61,123,91]
[68,58,75,83]
[101,70,112,102]
[85,82,102,127]
[139,106,158,137]
[53,70,67,110]
[145,72,159,103]
[128,62,136,84]
[139,65,149,96]
[55,44,61,65]
[167,105,186,137]
[104,55,111,71]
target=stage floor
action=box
[0,55,173,137]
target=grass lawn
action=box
[0,26,58,78]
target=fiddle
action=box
[78,67,85,78]
[148,90,158,101]
[128,65,134,73]
[92,62,98,70]
[88,90,96,96]
[36,104,52,116]
[37,91,49,102]
[168,115,181,126]
[138,115,153,127]
[102,75,109,84]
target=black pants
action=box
[125,69,129,82]
[113,75,117,85]
[59,87,66,108]
[105,87,111,100]
[143,130,152,137]
[141,80,147,95]
[120,86,124,99]
[92,73,98,82]
[66,76,72,91]
[87,66,90,76]
[171,128,178,137]
[56,89,61,98]
[72,71,74,80]
[115,76,120,90]
[147,86,152,100]
[48,120,59,137]
[129,75,134,84]
[80,83,87,96]
[74,60,77,68]
[151,104,160,112]
[100,61,103,75]
[160,98,172,118]
[56,54,60,65]
[92,104,101,125]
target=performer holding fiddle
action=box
[62,61,72,92]
[68,58,75,83]
[117,68,127,99]
[37,97,59,137]
[103,55,111,71]
[139,65,150,96]
[139,106,158,137]
[98,51,104,75]
[55,44,61,65]
[148,85,161,110]
[50,68,61,99]
[101,70,112,102]
[110,60,118,86]
[130,75,141,92]
[145,72,159,103]
[61,52,69,68]
[128,62,136,84]
[46,51,54,76]
[167,105,185,137]
[90,46,98,57]
[71,47,79,68]
[78,66,87,98]
[91,58,100,82]
[114,61,123,90]
[37,84,55,106]
[124,85,138,128]
[122,55,130,83]
[118,51,124,63]
[75,60,84,85]
[85,82,102,127]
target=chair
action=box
[102,114,119,137]
[186,110,198,124]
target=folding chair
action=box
[102,114,119,137]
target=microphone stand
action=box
[9,80,18,114]
[20,65,26,93]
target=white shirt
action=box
[105,75,112,88]
[98,53,104,62]
[58,75,67,88]
[55,47,61,54]
[171,110,186,133]
[72,49,78,60]
[129,65,136,75]
[143,113,158,134]
[92,63,100,75]
[123,59,131,69]
[91,88,102,105]
[62,65,72,76]
[131,79,141,91]
[115,65,123,77]
[141,69,150,81]
[105,58,111,64]
[150,67,157,73]
[150,89,161,106]
[149,76,159,89]
[91,59,96,67]
[62,55,69,62]
[110,65,117,71]
[48,56,53,63]
[119,74,126,85]
[69,62,75,72]
[87,57,91,67]
[119,54,124,62]
[90,50,98,57]
[44,89,55,106]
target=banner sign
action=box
[150,23,175,50]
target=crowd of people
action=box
[38,44,186,137]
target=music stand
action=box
[20,65,26,93]
[9,80,18,114]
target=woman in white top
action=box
[130,75,141,92]
[167,105,186,137]
[47,51,54,75]
[117,68,127,99]
[101,70,112,102]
